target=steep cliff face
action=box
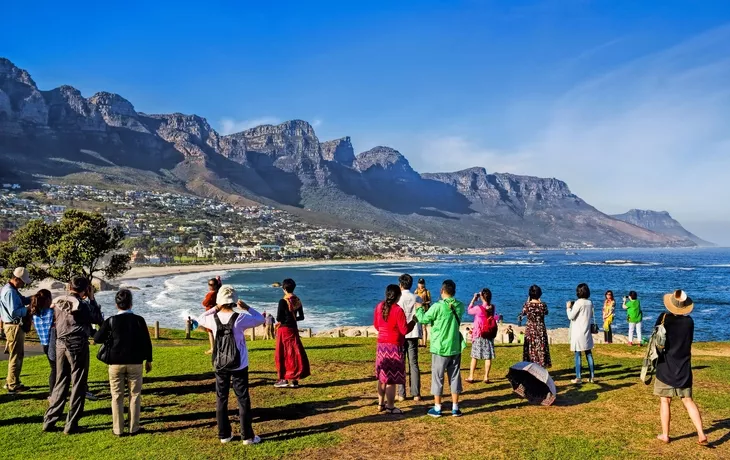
[612,210,714,246]
[0,57,699,248]
[320,136,355,166]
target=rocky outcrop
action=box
[43,85,107,131]
[612,210,714,246]
[0,57,700,248]
[88,92,149,133]
[320,136,355,166]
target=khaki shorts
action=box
[654,379,692,398]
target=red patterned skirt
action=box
[375,343,406,385]
[275,326,311,381]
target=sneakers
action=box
[85,392,99,401]
[396,395,405,402]
[220,436,234,444]
[288,381,299,389]
[570,378,583,384]
[243,435,262,445]
[273,380,289,388]
[452,409,463,417]
[427,408,442,418]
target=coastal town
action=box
[0,184,456,263]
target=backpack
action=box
[481,314,498,340]
[213,312,240,372]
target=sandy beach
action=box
[116,258,424,282]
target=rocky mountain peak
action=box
[0,58,36,87]
[612,209,713,246]
[354,146,411,171]
[88,91,148,133]
[320,136,355,166]
[42,85,106,131]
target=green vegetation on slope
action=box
[1,338,728,459]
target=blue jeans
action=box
[575,350,594,380]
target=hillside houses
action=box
[2,184,454,265]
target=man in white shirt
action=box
[397,274,422,401]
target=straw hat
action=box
[663,289,694,316]
[216,285,238,306]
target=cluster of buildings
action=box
[1,184,456,264]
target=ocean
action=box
[95,248,730,342]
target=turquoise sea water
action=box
[95,248,730,341]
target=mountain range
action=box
[0,58,709,248]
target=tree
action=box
[0,210,130,282]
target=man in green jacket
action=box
[415,279,466,417]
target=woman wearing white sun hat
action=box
[653,289,708,447]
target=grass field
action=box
[1,333,728,459]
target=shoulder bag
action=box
[590,303,599,334]
[96,316,114,364]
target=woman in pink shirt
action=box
[374,284,416,415]
[466,288,497,384]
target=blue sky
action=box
[3,0,730,243]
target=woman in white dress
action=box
[567,283,595,384]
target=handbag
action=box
[96,317,114,364]
[590,305,599,334]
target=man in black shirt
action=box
[654,290,708,446]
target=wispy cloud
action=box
[413,24,730,224]
[219,116,281,135]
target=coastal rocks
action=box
[37,278,66,290]
[92,277,119,292]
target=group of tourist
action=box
[0,266,709,446]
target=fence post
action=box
[251,326,256,341]
[154,321,160,339]
[365,329,369,338]
[307,328,312,338]
[185,317,191,339]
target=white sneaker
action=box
[243,435,261,445]
[273,381,289,388]
[220,436,234,444]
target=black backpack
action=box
[213,312,240,372]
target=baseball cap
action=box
[13,267,31,285]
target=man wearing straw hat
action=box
[654,289,708,446]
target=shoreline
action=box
[116,257,425,282]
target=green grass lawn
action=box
[1,336,728,459]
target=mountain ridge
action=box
[0,57,700,248]
[612,209,714,247]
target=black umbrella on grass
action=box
[506,361,557,406]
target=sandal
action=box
[483,380,491,384]
[378,404,386,412]
[465,378,476,384]
[698,438,710,447]
[385,407,403,415]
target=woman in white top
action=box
[566,283,595,384]
[198,285,264,445]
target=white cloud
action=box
[219,116,281,135]
[312,119,323,128]
[411,24,730,226]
